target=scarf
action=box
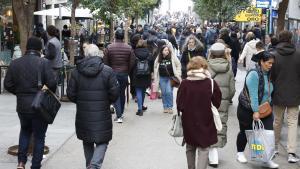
[187,68,211,81]
[188,46,196,51]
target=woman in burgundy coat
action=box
[177,56,222,169]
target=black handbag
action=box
[31,61,61,124]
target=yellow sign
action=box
[235,7,262,22]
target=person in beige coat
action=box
[153,45,181,113]
[207,42,236,168]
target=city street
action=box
[0,67,299,169]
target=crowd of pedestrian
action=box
[3,17,300,169]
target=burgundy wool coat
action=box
[176,78,222,148]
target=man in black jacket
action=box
[271,30,300,163]
[67,44,119,169]
[4,37,56,169]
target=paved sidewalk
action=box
[0,67,299,169]
[0,92,76,169]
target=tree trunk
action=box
[69,0,79,65]
[109,17,114,43]
[277,0,289,35]
[135,13,139,26]
[124,17,130,44]
[12,0,36,53]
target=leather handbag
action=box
[170,76,180,88]
[211,79,222,132]
[258,78,272,118]
[259,102,272,119]
[31,61,61,124]
[164,65,180,88]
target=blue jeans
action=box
[159,76,173,109]
[83,142,108,169]
[114,73,128,118]
[135,87,146,111]
[17,113,48,169]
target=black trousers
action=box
[236,103,274,152]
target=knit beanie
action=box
[26,37,43,51]
[210,42,226,56]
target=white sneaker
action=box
[288,153,300,163]
[261,160,279,168]
[236,152,247,163]
[114,117,123,123]
[271,150,279,160]
[209,148,219,165]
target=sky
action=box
[158,0,194,14]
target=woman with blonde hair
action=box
[177,56,222,169]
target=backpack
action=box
[136,58,150,76]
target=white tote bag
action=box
[245,120,275,163]
[211,79,222,132]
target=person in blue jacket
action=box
[236,51,279,168]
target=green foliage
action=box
[81,0,160,20]
[193,0,250,21]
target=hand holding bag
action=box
[245,120,275,163]
[211,79,222,132]
[31,60,61,124]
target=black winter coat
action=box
[4,50,57,114]
[271,42,300,106]
[132,48,152,88]
[67,56,120,144]
[181,49,205,79]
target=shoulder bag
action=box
[164,64,180,88]
[31,60,61,124]
[211,79,222,132]
[258,78,272,118]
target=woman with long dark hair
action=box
[153,45,181,114]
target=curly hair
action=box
[182,35,204,52]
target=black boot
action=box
[136,110,143,116]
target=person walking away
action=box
[153,45,181,114]
[103,28,135,123]
[67,44,120,169]
[271,30,300,163]
[132,38,152,116]
[4,37,57,169]
[229,32,241,77]
[181,35,205,79]
[207,43,235,167]
[177,56,222,169]
[238,32,260,71]
[236,51,279,168]
[45,25,63,94]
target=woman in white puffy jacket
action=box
[238,32,260,71]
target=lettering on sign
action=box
[235,6,262,22]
